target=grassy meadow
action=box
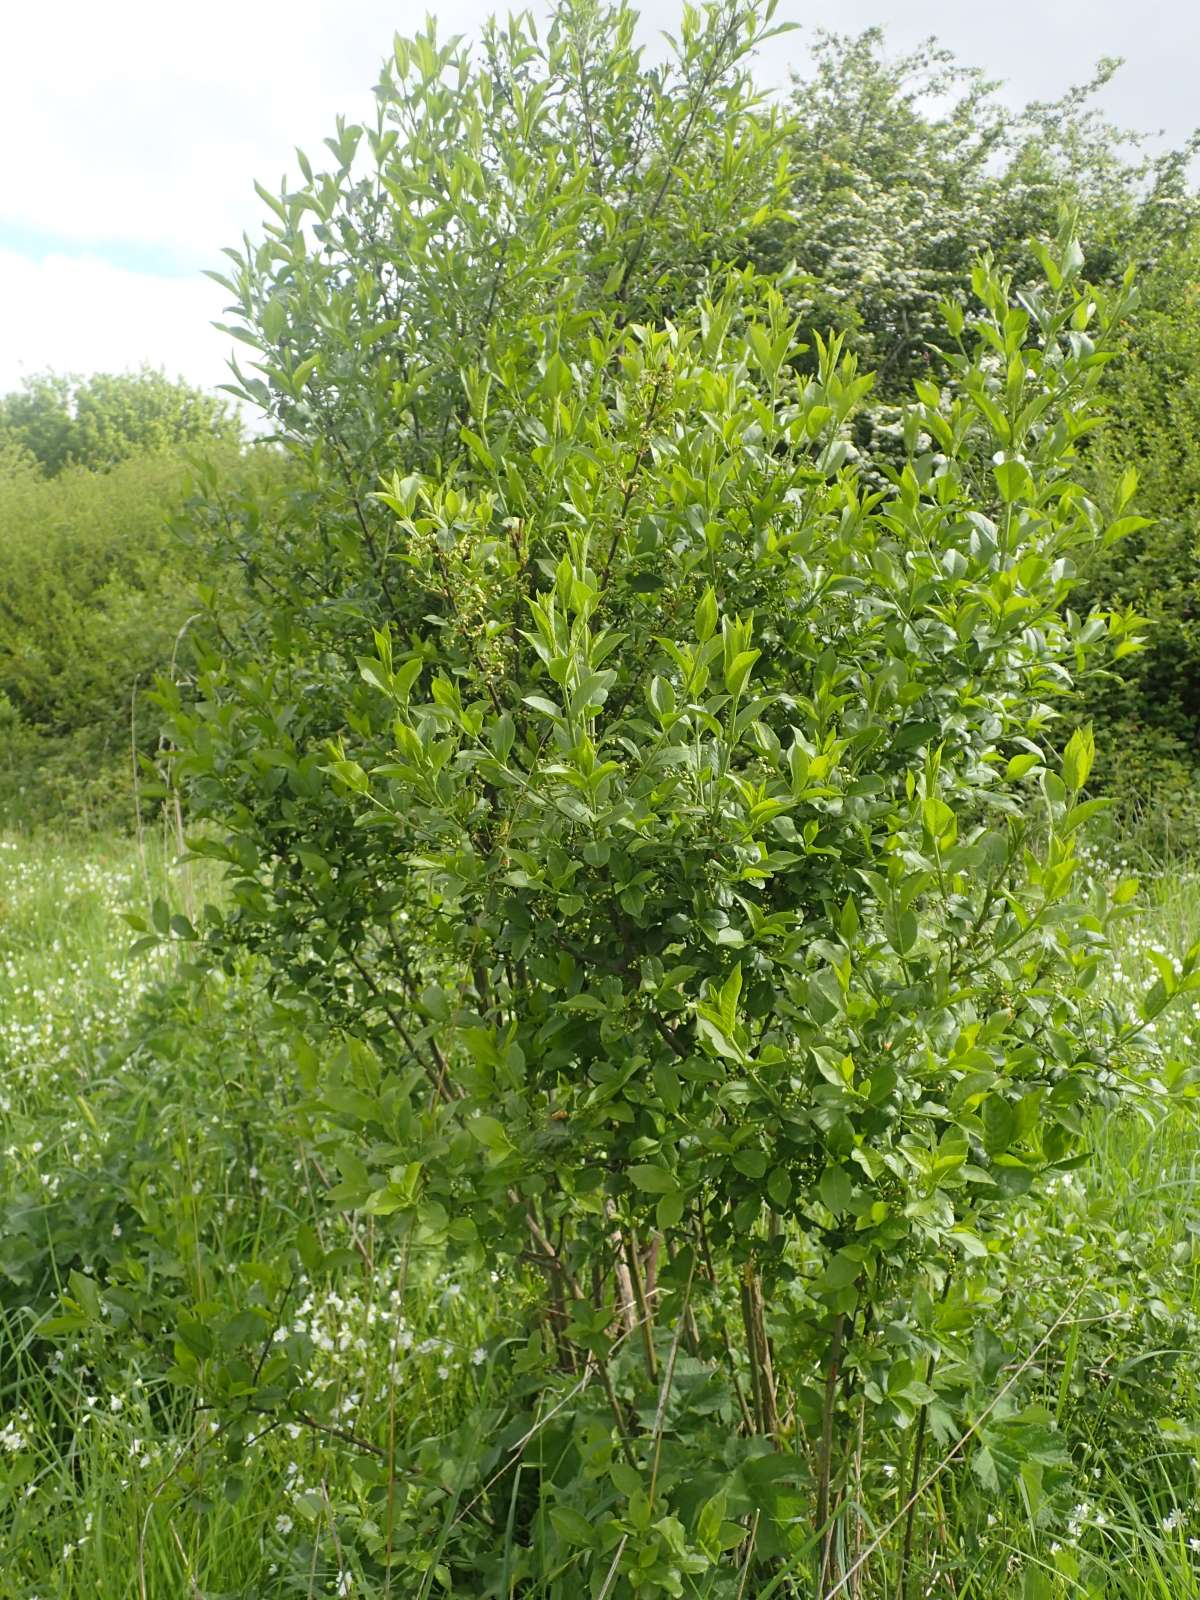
[0,827,523,1597]
[0,822,1198,1597]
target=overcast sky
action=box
[1,0,1196,398]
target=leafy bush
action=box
[768,31,1198,398]
[176,0,790,971]
[297,250,1167,1596]
[0,438,286,829]
[1075,228,1200,846]
[0,376,245,829]
[5,830,1200,1595]
[165,0,1200,1579]
[0,368,241,475]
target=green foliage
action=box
[770,31,1199,398]
[0,442,283,829]
[16,0,1199,1587]
[168,4,1200,1565]
[0,369,250,831]
[0,453,197,731]
[1075,228,1200,845]
[756,29,1200,826]
[207,0,788,482]
[4,828,1200,1595]
[0,452,197,826]
[4,3,1200,1592]
[0,367,241,475]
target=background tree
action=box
[770,31,1198,396]
[0,367,242,475]
[755,30,1200,840]
[0,379,267,827]
[0,451,212,825]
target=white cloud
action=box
[0,250,235,393]
[1,0,500,264]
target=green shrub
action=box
[0,368,241,476]
[0,441,287,829]
[0,451,198,826]
[0,453,196,723]
[1074,229,1200,846]
[4,828,1199,1595]
[163,3,1199,1583]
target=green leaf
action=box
[982,1096,1016,1155]
[1060,797,1110,835]
[393,658,424,701]
[1061,723,1095,793]
[695,585,718,642]
[725,648,760,697]
[459,426,494,469]
[628,1164,678,1194]
[718,962,742,1026]
[469,1116,514,1158]
[522,694,561,719]
[648,675,676,720]
[292,354,319,391]
[883,905,918,956]
[732,1149,766,1178]
[489,712,515,761]
[68,1271,101,1320]
[549,1506,596,1548]
[816,1250,861,1293]
[176,1316,214,1359]
[971,1444,999,1494]
[818,1165,853,1215]
[993,458,1032,504]
[1006,751,1040,780]
[697,1488,727,1554]
[1116,464,1138,512]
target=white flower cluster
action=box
[0,1410,30,1452]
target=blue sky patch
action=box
[0,221,199,278]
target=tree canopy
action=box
[0,367,241,476]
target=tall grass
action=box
[0,829,524,1597]
[1,830,1199,1597]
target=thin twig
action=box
[735,1510,761,1600]
[596,1535,630,1600]
[648,1261,696,1503]
[247,1405,385,1459]
[816,1311,848,1591]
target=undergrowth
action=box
[1,829,1198,1597]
